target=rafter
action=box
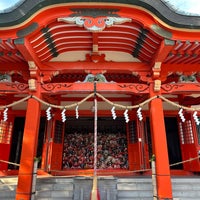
[14,38,42,70]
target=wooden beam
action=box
[0,62,28,72]
[154,39,175,63]
[40,81,200,96]
[0,81,199,96]
[161,83,200,94]
[0,82,29,94]
[59,96,132,102]
[161,63,200,75]
[151,39,175,79]
[40,82,150,95]
[42,61,150,73]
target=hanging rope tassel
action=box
[90,175,100,200]
[90,80,101,200]
[3,107,8,121]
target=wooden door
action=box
[41,119,53,172]
[178,114,200,171]
[50,113,65,171]
[127,113,149,171]
[41,112,65,172]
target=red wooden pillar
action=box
[16,96,41,200]
[149,84,173,200]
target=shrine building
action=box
[0,0,200,199]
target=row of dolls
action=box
[63,132,128,169]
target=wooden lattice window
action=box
[196,118,200,144]
[0,120,12,144]
[179,120,194,144]
[128,120,137,143]
[54,120,63,143]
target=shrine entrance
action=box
[5,105,199,174]
[3,111,195,174]
[8,117,46,170]
[8,117,25,170]
[165,117,183,169]
[145,117,183,170]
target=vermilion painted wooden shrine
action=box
[0,0,200,199]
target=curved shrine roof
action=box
[0,0,199,87]
[0,0,200,29]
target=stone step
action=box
[0,190,15,198]
[0,176,200,199]
[0,177,18,184]
[116,177,153,199]
[117,178,152,183]
[173,190,200,198]
[73,177,117,200]
[172,178,200,199]
[0,184,16,191]
[37,177,74,183]
[118,190,153,198]
[117,183,153,190]
[118,198,152,200]
[36,190,73,198]
[172,183,200,190]
[173,198,200,200]
[36,182,73,191]
[36,198,73,200]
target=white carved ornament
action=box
[58,16,132,32]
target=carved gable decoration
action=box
[178,75,198,83]
[58,8,131,32]
[0,74,11,82]
[82,74,109,82]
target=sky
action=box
[0,0,23,11]
[0,0,200,15]
[162,0,200,15]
